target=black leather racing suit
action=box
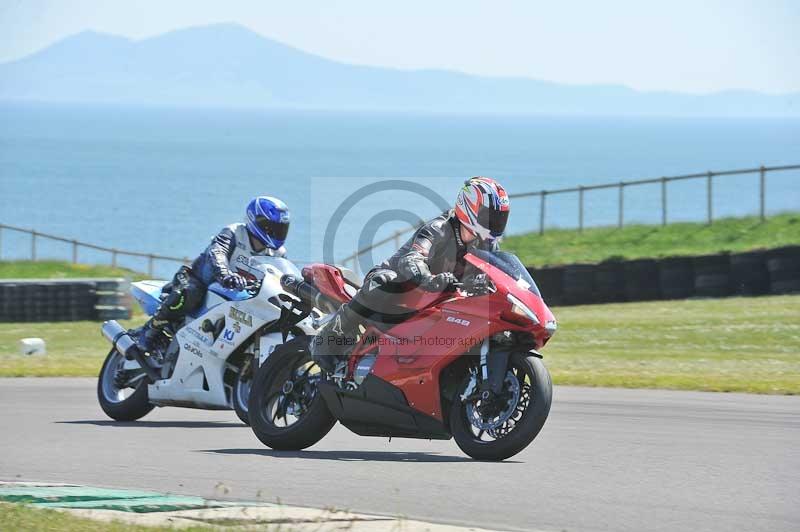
[311,211,496,363]
[348,211,496,323]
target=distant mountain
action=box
[1,23,797,116]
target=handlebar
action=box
[245,279,262,296]
[457,274,495,295]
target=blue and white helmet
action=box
[245,196,290,249]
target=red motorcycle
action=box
[248,249,556,461]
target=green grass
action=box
[1,295,798,394]
[503,213,800,267]
[0,260,144,376]
[0,260,144,280]
[545,295,800,394]
[0,502,209,532]
[0,314,142,377]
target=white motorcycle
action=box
[97,256,316,425]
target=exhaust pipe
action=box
[280,275,337,313]
[101,321,161,382]
[102,320,139,359]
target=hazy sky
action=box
[1,0,798,94]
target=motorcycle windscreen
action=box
[468,249,542,297]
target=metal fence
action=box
[2,164,798,278]
[0,223,313,278]
[0,223,190,276]
[339,164,800,274]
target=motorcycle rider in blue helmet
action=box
[137,196,291,354]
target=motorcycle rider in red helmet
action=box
[311,177,511,372]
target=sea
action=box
[1,103,799,277]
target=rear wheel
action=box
[97,348,154,421]
[450,352,552,461]
[248,340,336,450]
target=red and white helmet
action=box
[454,177,510,242]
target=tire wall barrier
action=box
[693,254,731,298]
[593,261,626,303]
[531,267,564,307]
[0,278,131,322]
[624,259,661,302]
[767,246,800,295]
[658,257,694,300]
[562,264,596,305]
[528,245,800,307]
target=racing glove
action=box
[467,273,491,293]
[420,272,458,293]
[221,273,247,291]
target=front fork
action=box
[461,338,512,402]
[482,338,512,395]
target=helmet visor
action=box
[477,208,509,238]
[255,215,289,242]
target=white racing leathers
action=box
[191,223,287,286]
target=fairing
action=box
[305,250,555,426]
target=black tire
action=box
[730,250,769,296]
[695,273,731,297]
[692,254,731,298]
[658,256,695,300]
[593,260,626,303]
[529,266,564,307]
[624,259,661,302]
[248,340,336,450]
[563,264,596,305]
[450,353,552,461]
[770,279,800,295]
[767,247,800,294]
[767,258,800,281]
[97,349,154,421]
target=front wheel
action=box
[97,348,154,421]
[248,339,336,450]
[232,357,254,425]
[450,353,552,461]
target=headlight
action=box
[545,320,558,337]
[506,294,540,324]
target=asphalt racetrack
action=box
[1,378,797,532]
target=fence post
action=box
[706,171,713,225]
[759,165,766,221]
[0,225,3,259]
[148,255,154,277]
[111,249,118,268]
[618,182,625,229]
[578,187,584,232]
[661,177,667,226]
[31,231,37,261]
[539,191,547,235]
[71,240,78,263]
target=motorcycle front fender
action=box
[485,347,543,394]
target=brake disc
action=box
[465,371,521,432]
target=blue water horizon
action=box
[1,103,798,277]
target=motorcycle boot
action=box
[311,303,360,373]
[135,318,171,357]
